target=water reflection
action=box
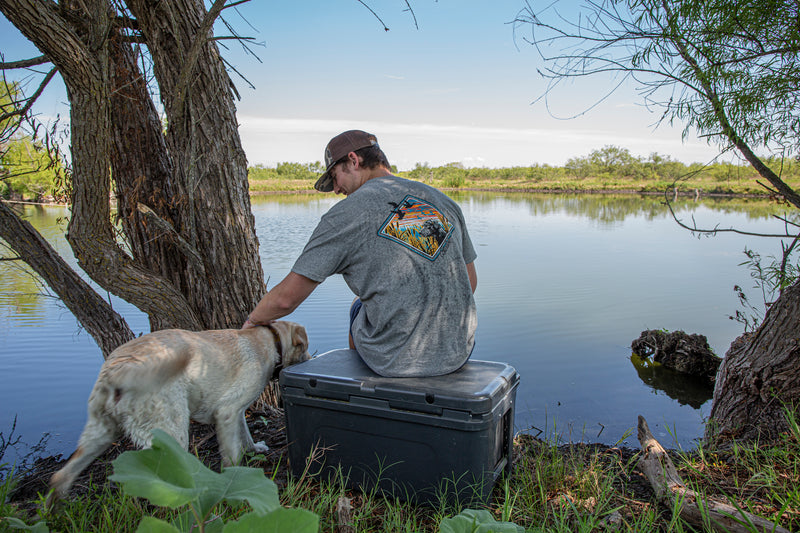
[1,193,795,454]
[0,205,73,326]
[450,192,797,225]
[629,354,715,409]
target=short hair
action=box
[355,144,391,171]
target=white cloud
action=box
[237,116,724,170]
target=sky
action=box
[1,1,727,171]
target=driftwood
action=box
[336,496,354,533]
[637,416,791,533]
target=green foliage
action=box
[519,0,800,157]
[438,509,525,533]
[4,516,50,532]
[1,81,67,202]
[731,240,800,331]
[0,136,62,201]
[248,162,323,182]
[244,150,800,195]
[566,146,647,179]
[108,429,319,533]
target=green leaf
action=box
[135,516,181,533]
[4,517,50,533]
[223,508,319,533]
[439,509,525,533]
[201,466,280,515]
[109,429,205,509]
[110,429,281,518]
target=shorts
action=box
[349,297,363,343]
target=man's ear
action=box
[347,151,360,168]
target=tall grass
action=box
[2,410,798,532]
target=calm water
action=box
[1,193,795,464]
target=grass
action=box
[2,407,799,532]
[245,170,800,197]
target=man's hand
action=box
[241,316,274,330]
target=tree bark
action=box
[125,0,266,329]
[706,280,800,443]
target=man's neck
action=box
[362,167,393,183]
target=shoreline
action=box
[4,186,777,206]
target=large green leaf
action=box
[109,429,205,508]
[135,516,181,533]
[110,429,281,518]
[222,508,319,533]
[439,509,525,533]
[4,517,50,533]
[199,466,280,515]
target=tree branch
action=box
[0,54,50,69]
[0,67,58,124]
[136,202,206,274]
[660,0,800,209]
[170,0,228,129]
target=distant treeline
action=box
[248,146,800,191]
[6,145,800,202]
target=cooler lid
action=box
[280,349,519,416]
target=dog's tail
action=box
[100,349,192,395]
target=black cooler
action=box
[279,349,519,504]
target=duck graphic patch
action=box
[378,195,453,260]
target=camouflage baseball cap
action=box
[314,130,379,192]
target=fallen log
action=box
[636,415,791,533]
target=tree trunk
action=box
[706,280,800,443]
[125,0,266,329]
[0,0,266,355]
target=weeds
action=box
[2,409,799,532]
[731,239,800,332]
[0,417,51,484]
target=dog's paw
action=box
[253,441,269,453]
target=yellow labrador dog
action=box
[47,321,310,505]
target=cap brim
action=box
[314,170,334,192]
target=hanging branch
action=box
[356,0,390,31]
[0,67,58,124]
[401,0,418,30]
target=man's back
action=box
[292,175,477,377]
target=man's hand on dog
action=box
[241,316,273,330]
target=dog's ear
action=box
[291,325,308,347]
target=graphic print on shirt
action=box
[378,195,453,260]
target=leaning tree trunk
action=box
[706,280,800,444]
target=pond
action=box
[1,192,795,465]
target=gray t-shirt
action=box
[292,175,477,377]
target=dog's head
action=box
[265,321,311,377]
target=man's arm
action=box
[242,272,320,329]
[466,261,477,294]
